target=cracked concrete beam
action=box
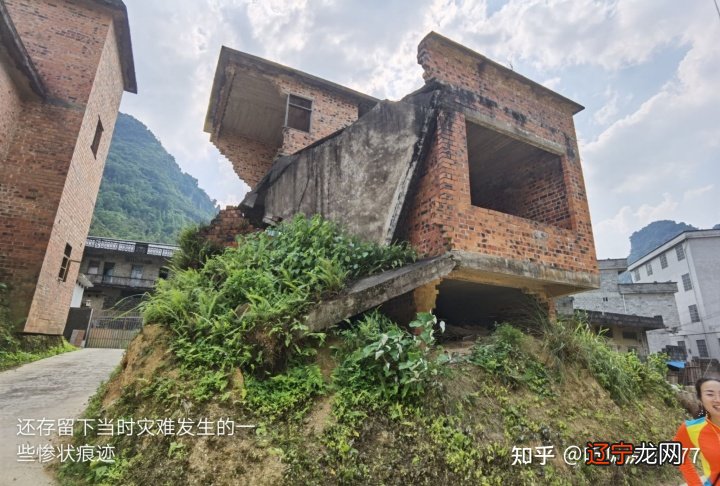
[304,254,456,332]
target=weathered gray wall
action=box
[243,99,436,244]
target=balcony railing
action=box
[86,273,157,289]
[86,236,178,258]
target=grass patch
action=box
[0,339,77,371]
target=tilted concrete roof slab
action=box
[304,254,456,332]
[242,96,438,245]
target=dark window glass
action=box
[58,243,72,281]
[286,95,312,132]
[91,118,104,158]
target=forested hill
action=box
[89,113,218,244]
[628,220,698,263]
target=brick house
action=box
[0,0,136,335]
[204,32,599,324]
[79,236,178,313]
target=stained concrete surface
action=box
[0,349,124,485]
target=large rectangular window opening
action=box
[466,120,571,229]
[285,94,312,132]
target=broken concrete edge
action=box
[449,250,600,297]
[204,45,378,134]
[241,96,440,238]
[384,91,440,245]
[301,249,600,333]
[304,254,456,332]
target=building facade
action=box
[628,230,720,360]
[558,258,680,356]
[0,0,135,334]
[79,236,177,312]
[204,32,600,325]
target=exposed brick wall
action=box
[0,58,23,161]
[401,36,597,279]
[211,70,363,190]
[4,0,109,102]
[200,206,258,248]
[213,134,276,190]
[0,0,126,334]
[273,76,360,156]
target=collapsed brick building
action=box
[0,0,135,334]
[204,32,599,325]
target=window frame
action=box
[676,244,686,261]
[697,339,709,358]
[87,259,100,275]
[682,273,693,292]
[622,331,638,341]
[90,117,104,158]
[284,94,313,133]
[689,304,700,323]
[645,262,653,276]
[58,243,72,282]
[660,253,668,269]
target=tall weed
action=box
[141,215,416,379]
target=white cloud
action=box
[116,0,719,257]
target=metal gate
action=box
[85,310,143,349]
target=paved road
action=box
[0,349,124,485]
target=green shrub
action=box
[333,311,448,401]
[171,225,223,270]
[469,323,551,396]
[141,215,416,380]
[541,314,675,404]
[244,364,326,422]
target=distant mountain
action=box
[628,220,698,263]
[714,224,720,230]
[90,113,218,244]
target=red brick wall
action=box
[0,0,126,334]
[214,134,277,190]
[402,37,597,277]
[199,206,258,247]
[0,59,23,161]
[212,70,363,190]
[273,77,360,156]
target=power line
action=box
[715,0,720,23]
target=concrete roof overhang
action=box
[204,46,379,143]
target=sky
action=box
[119,0,720,259]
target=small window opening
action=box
[91,117,104,158]
[285,94,312,132]
[58,243,72,282]
[622,331,638,341]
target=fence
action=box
[84,310,143,349]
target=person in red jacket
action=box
[674,375,720,485]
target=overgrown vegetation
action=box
[142,214,416,379]
[540,315,675,404]
[57,216,686,485]
[0,282,76,369]
[469,323,551,396]
[0,340,77,371]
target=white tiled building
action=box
[627,230,720,360]
[557,258,679,356]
